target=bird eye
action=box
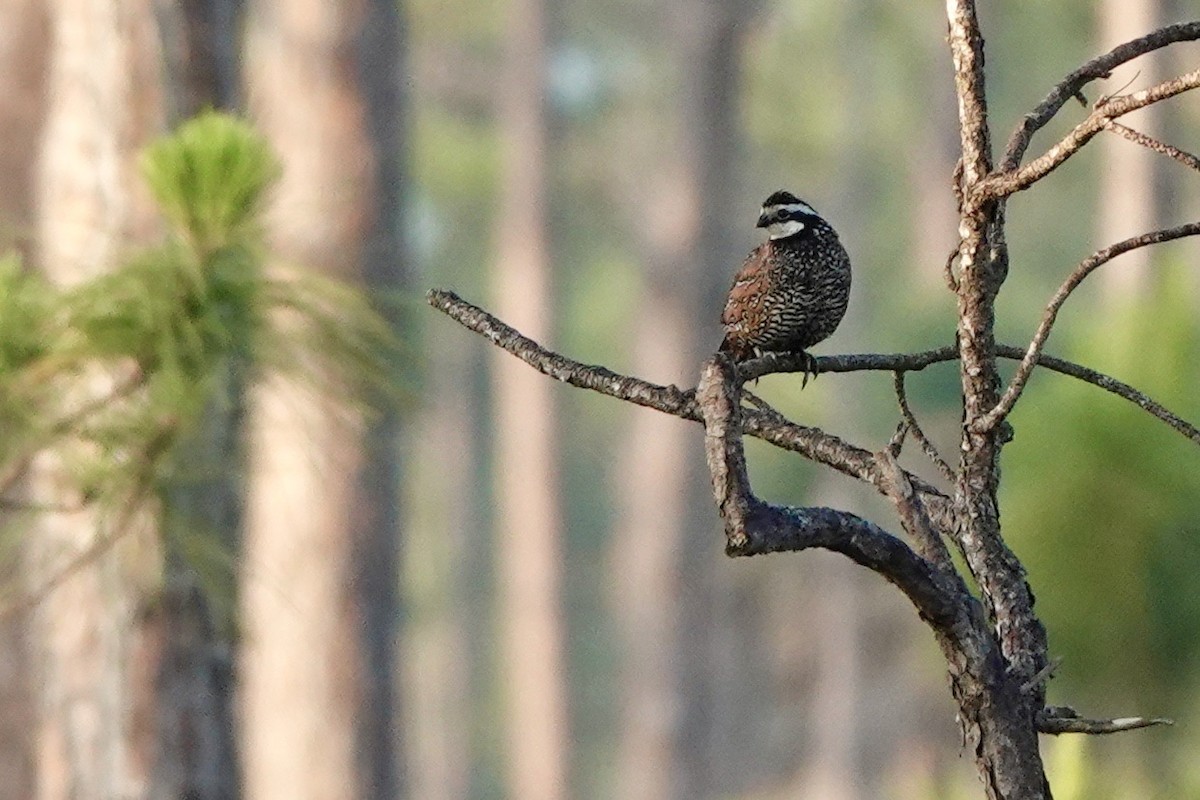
[775,209,791,221]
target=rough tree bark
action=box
[429,4,1199,798]
[151,3,245,798]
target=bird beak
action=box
[756,210,771,228]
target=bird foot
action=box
[799,351,819,389]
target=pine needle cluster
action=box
[0,111,402,512]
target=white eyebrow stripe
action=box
[778,202,817,216]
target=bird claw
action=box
[799,351,819,389]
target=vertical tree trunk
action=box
[152,3,245,797]
[491,0,569,796]
[352,0,408,796]
[611,3,742,798]
[403,368,475,800]
[1096,0,1162,303]
[239,1,398,797]
[28,1,165,798]
[0,2,48,797]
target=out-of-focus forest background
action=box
[1,0,1199,798]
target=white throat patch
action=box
[766,219,806,240]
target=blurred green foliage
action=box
[1006,265,1200,708]
[1,111,401,519]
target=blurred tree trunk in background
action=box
[165,0,242,116]
[0,1,48,796]
[27,1,165,798]
[491,0,569,796]
[239,0,404,797]
[150,3,245,798]
[907,14,959,291]
[1096,0,1162,304]
[403,367,475,800]
[611,3,743,798]
[352,0,408,796]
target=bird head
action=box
[757,190,820,240]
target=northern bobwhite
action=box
[719,190,851,374]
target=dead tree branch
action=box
[699,351,1049,797]
[947,4,1053,794]
[982,70,1200,199]
[891,371,956,484]
[875,442,955,572]
[977,222,1200,432]
[1106,121,1200,172]
[1001,20,1200,171]
[1037,708,1174,735]
[697,354,965,620]
[429,288,1200,466]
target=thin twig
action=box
[976,222,1200,433]
[944,246,961,291]
[1020,656,1063,694]
[747,346,1200,445]
[886,421,908,458]
[1036,708,1173,735]
[751,346,1199,444]
[892,371,956,483]
[1106,121,1200,171]
[876,444,956,574]
[982,70,1200,199]
[1001,21,1200,171]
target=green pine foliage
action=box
[1,111,401,511]
[0,255,56,467]
[140,109,279,259]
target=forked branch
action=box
[697,354,965,626]
[981,69,1200,199]
[428,289,1200,461]
[1002,20,1200,171]
[976,221,1200,433]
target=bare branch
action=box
[733,397,957,536]
[1019,348,1200,444]
[749,346,1200,446]
[1001,21,1200,171]
[1106,121,1200,172]
[697,354,967,626]
[737,347,960,382]
[892,371,956,483]
[976,222,1200,433]
[427,289,696,416]
[982,70,1200,199]
[428,288,1200,501]
[946,0,994,186]
[876,444,955,573]
[1037,707,1173,735]
[428,289,954,515]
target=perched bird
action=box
[719,190,851,378]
